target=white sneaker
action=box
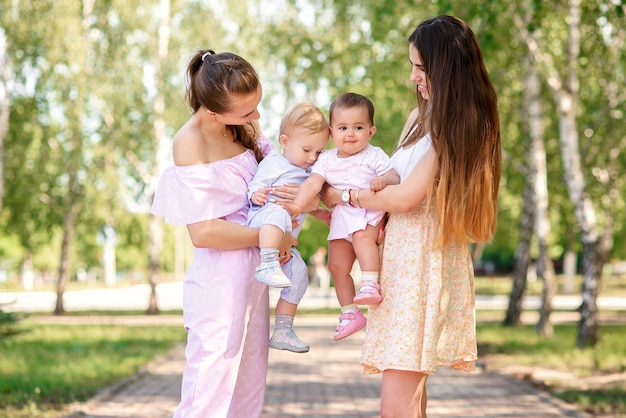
[270,328,310,353]
[255,262,291,288]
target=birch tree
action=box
[54,0,99,314]
[529,55,556,338]
[514,0,618,346]
[145,0,171,314]
[0,28,10,214]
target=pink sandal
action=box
[353,281,383,305]
[334,309,367,341]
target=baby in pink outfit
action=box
[282,93,400,341]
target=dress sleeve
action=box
[151,164,248,225]
[369,146,395,175]
[257,135,275,157]
[247,152,275,200]
[311,150,329,180]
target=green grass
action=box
[474,273,626,296]
[477,323,626,373]
[558,387,626,416]
[476,323,626,416]
[0,320,186,418]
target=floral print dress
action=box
[361,135,477,375]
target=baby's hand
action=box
[251,188,271,205]
[370,177,387,193]
[309,208,332,226]
[278,201,304,221]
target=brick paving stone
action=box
[64,314,591,418]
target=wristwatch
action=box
[341,189,351,205]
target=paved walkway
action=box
[63,315,590,418]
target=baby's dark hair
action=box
[329,92,375,125]
[185,50,263,161]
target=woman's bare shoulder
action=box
[173,123,205,166]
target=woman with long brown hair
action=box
[323,15,501,417]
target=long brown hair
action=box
[185,50,264,162]
[402,16,502,246]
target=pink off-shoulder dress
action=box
[151,136,273,418]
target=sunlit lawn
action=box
[0,321,186,418]
[476,323,626,416]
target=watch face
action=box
[341,190,349,203]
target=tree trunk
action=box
[504,52,542,328]
[0,28,11,213]
[562,242,577,294]
[54,0,95,315]
[147,211,162,315]
[558,85,603,348]
[524,51,555,337]
[553,0,603,347]
[55,194,79,315]
[146,0,171,315]
[21,252,34,290]
[577,240,603,346]
[517,0,602,347]
[504,178,534,326]
[536,241,556,337]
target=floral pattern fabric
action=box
[361,207,477,375]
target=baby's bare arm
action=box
[370,168,401,192]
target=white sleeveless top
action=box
[390,132,432,182]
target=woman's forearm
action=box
[352,148,436,213]
[351,185,422,213]
[187,219,259,249]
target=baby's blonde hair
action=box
[280,103,329,136]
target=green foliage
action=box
[557,387,625,417]
[0,308,27,341]
[0,232,23,264]
[1,0,625,288]
[297,217,331,263]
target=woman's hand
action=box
[319,183,342,209]
[270,183,299,203]
[309,208,332,226]
[278,233,298,264]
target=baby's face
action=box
[330,106,376,158]
[282,126,330,169]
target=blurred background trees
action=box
[0,0,624,346]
